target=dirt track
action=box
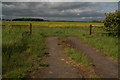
[29,37,83,78]
[29,37,118,78]
[67,37,118,78]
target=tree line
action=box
[2,18,45,21]
[12,18,44,21]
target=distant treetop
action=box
[12,18,44,21]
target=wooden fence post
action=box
[90,24,92,35]
[30,23,32,34]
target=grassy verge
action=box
[64,48,100,78]
[79,34,118,60]
[2,26,47,78]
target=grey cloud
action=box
[2,2,118,21]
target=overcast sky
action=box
[2,2,118,21]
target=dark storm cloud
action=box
[2,2,118,21]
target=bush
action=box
[103,11,120,36]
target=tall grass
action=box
[2,25,46,78]
[79,34,118,60]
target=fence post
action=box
[89,24,92,35]
[30,23,32,34]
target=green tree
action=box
[103,11,120,36]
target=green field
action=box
[2,21,118,78]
